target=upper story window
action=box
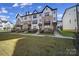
[69,19,71,24]
[33,14,37,18]
[32,20,37,24]
[44,21,50,25]
[45,12,49,16]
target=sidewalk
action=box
[16,33,75,40]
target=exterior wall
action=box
[16,16,22,26]
[16,15,23,30]
[62,7,77,31]
[31,14,40,30]
[42,7,57,31]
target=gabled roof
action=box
[62,4,79,19]
[33,10,38,13]
[41,5,57,13]
[16,13,20,18]
[17,5,57,17]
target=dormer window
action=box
[45,12,49,16]
[33,14,37,18]
[32,20,37,24]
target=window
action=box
[69,19,71,24]
[33,14,37,18]
[44,21,50,25]
[32,20,37,24]
[45,12,49,16]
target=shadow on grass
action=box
[12,37,55,56]
[0,32,23,41]
[12,36,76,56]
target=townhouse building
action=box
[15,5,57,33]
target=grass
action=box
[59,30,75,37]
[0,32,23,41]
[0,30,7,32]
[0,32,76,56]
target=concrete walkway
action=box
[52,31,75,39]
[15,32,75,40]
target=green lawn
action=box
[0,32,76,56]
[59,30,75,37]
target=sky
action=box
[0,3,76,24]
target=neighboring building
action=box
[62,4,79,32]
[0,18,13,32]
[15,5,57,33]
